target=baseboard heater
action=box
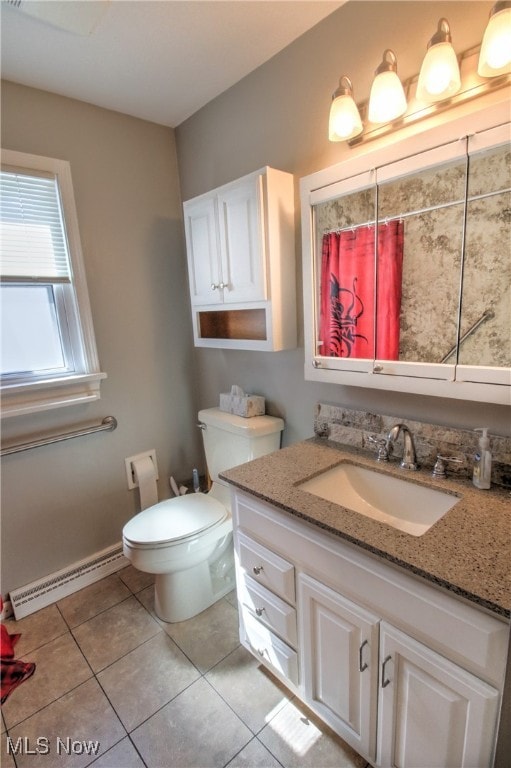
[9,543,129,620]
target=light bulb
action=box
[368,50,407,124]
[328,77,363,141]
[417,19,460,103]
[478,3,511,76]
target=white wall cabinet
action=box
[232,489,508,767]
[183,167,296,350]
[184,176,263,306]
[182,195,222,306]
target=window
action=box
[0,150,105,417]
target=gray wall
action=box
[176,0,510,447]
[1,82,201,596]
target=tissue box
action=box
[220,389,265,418]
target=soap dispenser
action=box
[473,428,492,490]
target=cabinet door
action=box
[377,622,499,768]
[217,176,266,303]
[183,196,222,305]
[299,574,379,760]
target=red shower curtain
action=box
[319,221,403,359]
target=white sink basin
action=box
[298,463,460,536]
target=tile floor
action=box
[1,566,369,768]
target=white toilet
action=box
[122,407,284,622]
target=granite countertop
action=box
[221,438,511,619]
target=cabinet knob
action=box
[373,365,383,373]
[218,282,229,290]
[211,283,219,291]
[255,607,264,617]
[252,565,263,575]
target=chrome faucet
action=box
[386,423,418,470]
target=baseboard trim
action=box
[9,543,129,619]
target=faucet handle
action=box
[432,454,463,478]
[368,435,389,462]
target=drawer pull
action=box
[381,654,392,688]
[253,565,264,575]
[359,639,369,672]
[255,607,264,617]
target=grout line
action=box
[121,675,202,735]
[4,674,97,733]
[220,734,286,768]
[254,734,287,768]
[203,649,269,737]
[62,592,136,631]
[83,734,128,768]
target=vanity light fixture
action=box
[416,18,461,102]
[328,76,363,141]
[328,12,511,146]
[368,49,407,123]
[478,1,511,77]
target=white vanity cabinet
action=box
[299,573,379,758]
[232,488,508,768]
[300,574,499,767]
[377,622,499,768]
[183,167,296,350]
[235,530,299,686]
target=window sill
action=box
[1,372,107,418]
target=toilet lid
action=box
[123,493,228,546]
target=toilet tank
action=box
[198,407,284,485]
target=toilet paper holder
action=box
[125,450,159,489]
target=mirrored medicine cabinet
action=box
[301,96,510,405]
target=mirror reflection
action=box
[313,136,510,370]
[378,157,466,364]
[459,143,511,368]
[315,187,376,360]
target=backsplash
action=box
[314,403,511,488]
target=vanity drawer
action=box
[241,609,299,686]
[238,573,298,648]
[237,531,295,605]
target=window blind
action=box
[0,167,72,283]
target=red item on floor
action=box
[0,600,36,704]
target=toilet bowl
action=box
[122,407,284,622]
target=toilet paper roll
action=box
[133,455,158,509]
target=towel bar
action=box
[0,416,117,456]
[440,309,494,363]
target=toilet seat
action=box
[123,493,228,549]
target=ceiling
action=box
[1,0,345,127]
